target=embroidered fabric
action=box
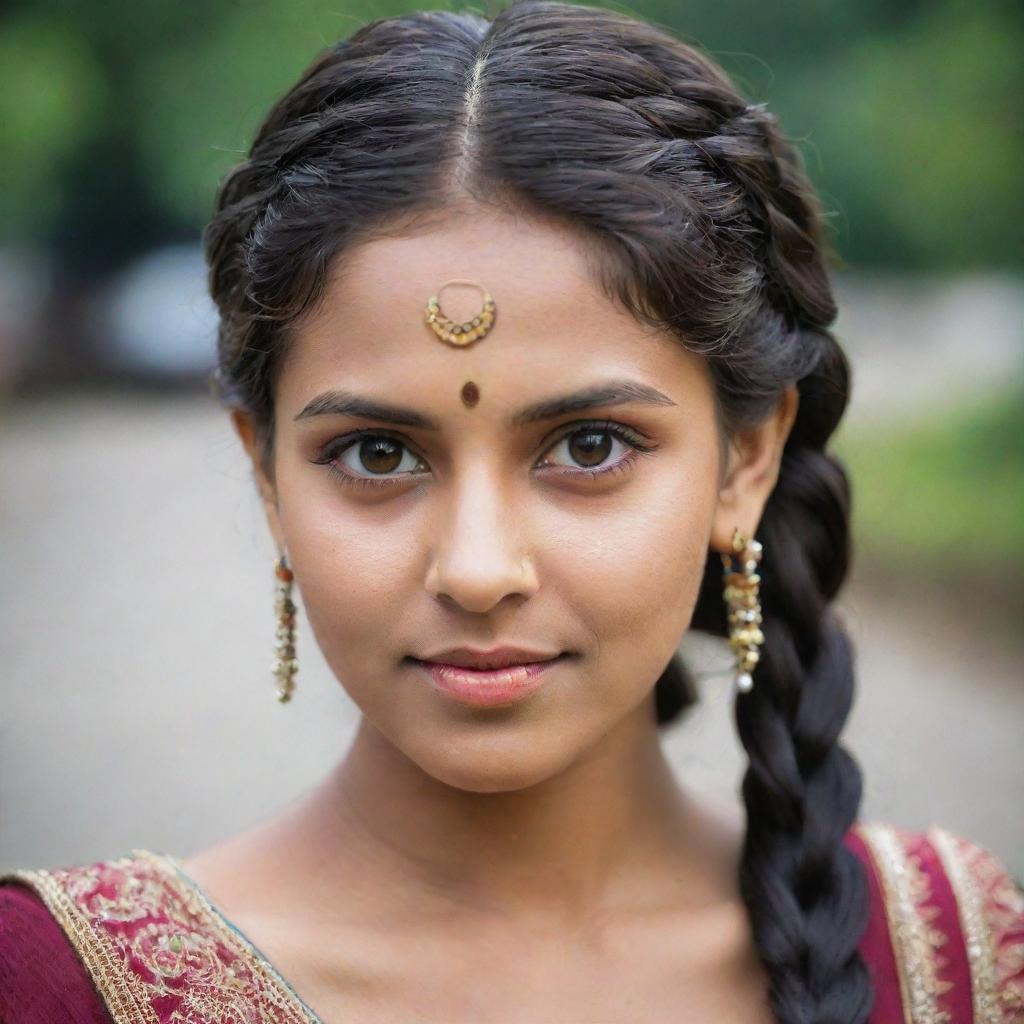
[850,824,1023,1024]
[932,830,1024,1023]
[2,851,319,1024]
[1,823,1021,1024]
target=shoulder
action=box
[846,820,1024,1023]
[1,849,319,1022]
[0,869,116,1022]
[0,850,183,1022]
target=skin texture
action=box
[184,206,797,1022]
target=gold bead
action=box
[722,530,764,696]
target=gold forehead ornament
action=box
[424,279,496,347]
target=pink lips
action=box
[415,653,567,707]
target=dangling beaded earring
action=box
[721,527,764,695]
[272,553,298,703]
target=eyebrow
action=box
[293,380,677,430]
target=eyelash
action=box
[312,420,659,490]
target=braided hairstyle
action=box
[204,2,873,1021]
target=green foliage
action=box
[1,0,1021,272]
[776,2,1024,269]
[834,386,1024,573]
[135,0,380,228]
[0,15,105,236]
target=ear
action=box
[709,384,799,555]
[231,409,286,554]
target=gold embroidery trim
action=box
[928,827,1005,1024]
[4,853,324,1024]
[4,865,159,1024]
[134,849,322,1023]
[857,823,950,1024]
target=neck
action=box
[272,696,737,928]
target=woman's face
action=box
[236,208,787,793]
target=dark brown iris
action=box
[359,438,403,473]
[569,431,612,467]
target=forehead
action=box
[277,209,707,414]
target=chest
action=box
[300,975,777,1024]
[276,918,776,1024]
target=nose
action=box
[424,465,539,614]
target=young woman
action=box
[2,2,1021,1021]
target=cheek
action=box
[548,456,718,672]
[272,463,415,685]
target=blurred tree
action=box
[775,0,1024,268]
[0,15,105,249]
[1,0,1021,275]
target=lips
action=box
[412,651,570,708]
[415,646,564,670]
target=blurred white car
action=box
[103,244,218,379]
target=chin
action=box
[408,732,581,795]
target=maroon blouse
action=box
[0,884,113,1023]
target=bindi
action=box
[461,381,480,408]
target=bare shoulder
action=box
[179,827,279,913]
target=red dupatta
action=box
[2,822,1022,1023]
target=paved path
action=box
[1,392,1021,878]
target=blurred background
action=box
[1,0,1021,878]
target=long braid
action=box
[738,447,871,1024]
[684,101,874,1022]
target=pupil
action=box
[569,431,611,468]
[360,438,402,474]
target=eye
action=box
[536,421,658,478]
[313,432,427,488]
[313,420,658,490]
